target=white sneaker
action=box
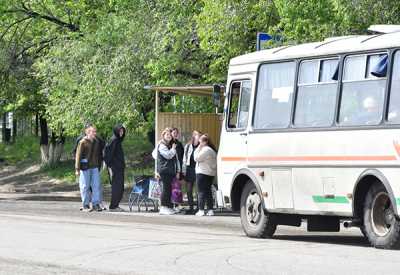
[195,210,205,217]
[159,207,175,215]
[206,210,215,216]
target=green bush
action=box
[0,136,40,165]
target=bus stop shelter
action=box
[146,85,225,147]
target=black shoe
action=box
[94,204,102,212]
[81,205,91,212]
[185,208,195,215]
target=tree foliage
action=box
[2,0,400,138]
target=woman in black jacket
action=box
[152,128,181,215]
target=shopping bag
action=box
[171,177,183,204]
[148,178,162,200]
[216,189,225,208]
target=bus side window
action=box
[227,82,241,128]
[227,81,251,129]
[294,58,339,127]
[339,53,387,126]
[253,62,296,129]
[237,80,251,129]
[388,51,400,123]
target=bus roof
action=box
[230,32,400,66]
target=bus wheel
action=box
[240,181,276,238]
[363,183,400,249]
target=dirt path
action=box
[0,163,81,201]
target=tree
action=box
[197,0,279,82]
[0,0,93,165]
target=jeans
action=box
[79,168,101,206]
[196,173,214,210]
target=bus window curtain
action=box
[371,54,388,77]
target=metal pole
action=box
[154,90,159,174]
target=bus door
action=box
[220,79,252,179]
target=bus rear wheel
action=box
[363,183,400,249]
[240,181,276,238]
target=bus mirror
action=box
[213,85,221,107]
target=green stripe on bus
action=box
[396,198,400,206]
[312,196,349,204]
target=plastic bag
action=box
[148,178,162,199]
[171,177,183,204]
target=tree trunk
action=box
[47,131,65,167]
[2,113,6,143]
[39,116,49,165]
[12,116,17,143]
[35,113,39,136]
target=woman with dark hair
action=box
[182,130,202,214]
[194,134,217,216]
[152,128,181,215]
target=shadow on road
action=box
[274,234,370,247]
[16,196,81,202]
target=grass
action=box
[41,159,77,183]
[0,136,40,165]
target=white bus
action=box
[218,27,400,249]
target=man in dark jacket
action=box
[74,123,107,210]
[107,124,126,211]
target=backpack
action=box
[103,142,113,167]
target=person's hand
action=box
[172,143,177,149]
[75,170,80,176]
[176,173,180,180]
[155,172,160,179]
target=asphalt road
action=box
[1,200,400,275]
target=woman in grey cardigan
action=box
[193,134,217,216]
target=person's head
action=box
[199,134,217,152]
[86,125,97,140]
[363,97,378,113]
[171,127,180,140]
[84,123,93,136]
[189,130,201,145]
[161,128,173,144]
[113,124,126,140]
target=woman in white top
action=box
[193,134,217,216]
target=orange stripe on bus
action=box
[221,155,397,162]
[393,140,400,157]
[221,157,247,161]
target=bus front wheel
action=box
[240,181,276,238]
[363,183,400,249]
